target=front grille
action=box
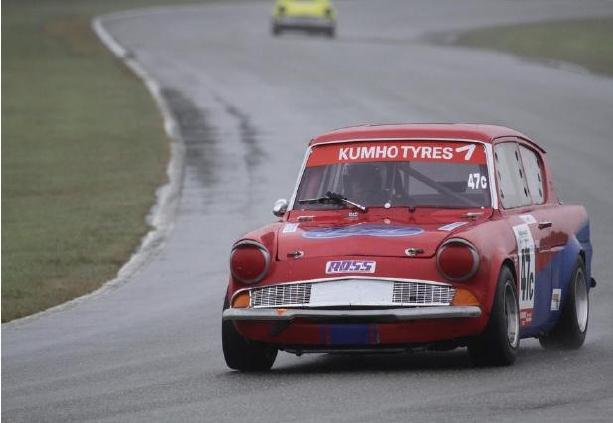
[251,283,312,308]
[392,281,455,306]
[248,279,455,308]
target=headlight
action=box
[436,238,480,282]
[230,240,270,284]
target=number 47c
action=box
[467,173,487,189]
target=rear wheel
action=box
[222,298,277,371]
[468,266,519,366]
[271,24,282,36]
[539,257,588,349]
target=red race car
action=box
[222,124,595,370]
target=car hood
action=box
[276,220,463,261]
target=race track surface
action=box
[3,0,613,421]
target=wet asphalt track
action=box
[3,0,613,421]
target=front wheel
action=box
[222,299,277,371]
[468,266,520,366]
[539,257,588,349]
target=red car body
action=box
[222,124,593,369]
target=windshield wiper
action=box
[298,191,367,212]
[410,204,482,209]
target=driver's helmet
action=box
[344,163,385,203]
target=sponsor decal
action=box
[325,260,376,274]
[519,214,537,225]
[282,223,299,233]
[513,224,536,326]
[303,224,423,239]
[307,142,486,167]
[520,309,533,326]
[438,222,468,232]
[550,288,562,311]
[337,144,474,162]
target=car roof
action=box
[309,123,543,151]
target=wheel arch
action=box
[501,258,518,287]
[560,236,585,294]
[477,254,518,319]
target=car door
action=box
[493,140,551,333]
[517,142,569,325]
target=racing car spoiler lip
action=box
[222,306,481,323]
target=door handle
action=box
[538,221,552,230]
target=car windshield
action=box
[295,141,491,210]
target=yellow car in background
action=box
[272,0,337,38]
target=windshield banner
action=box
[307,141,486,167]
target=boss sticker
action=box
[326,260,376,274]
[513,224,536,326]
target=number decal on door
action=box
[520,247,534,302]
[513,224,536,326]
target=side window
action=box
[519,145,545,204]
[494,142,531,208]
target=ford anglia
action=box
[222,124,595,371]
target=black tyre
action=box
[325,27,336,38]
[222,298,277,371]
[539,257,588,350]
[468,266,520,366]
[272,24,282,36]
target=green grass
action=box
[1,0,219,321]
[456,16,613,77]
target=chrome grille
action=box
[251,283,312,308]
[247,279,454,308]
[392,281,455,306]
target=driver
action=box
[344,164,387,206]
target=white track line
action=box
[4,13,186,328]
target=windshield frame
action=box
[288,138,498,211]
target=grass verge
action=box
[455,16,613,77]
[1,0,215,321]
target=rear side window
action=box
[494,142,531,208]
[519,145,545,204]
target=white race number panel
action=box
[309,279,394,307]
[513,224,536,326]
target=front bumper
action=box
[273,16,335,30]
[223,305,481,323]
[227,277,487,345]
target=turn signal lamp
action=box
[231,292,250,308]
[452,288,480,306]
